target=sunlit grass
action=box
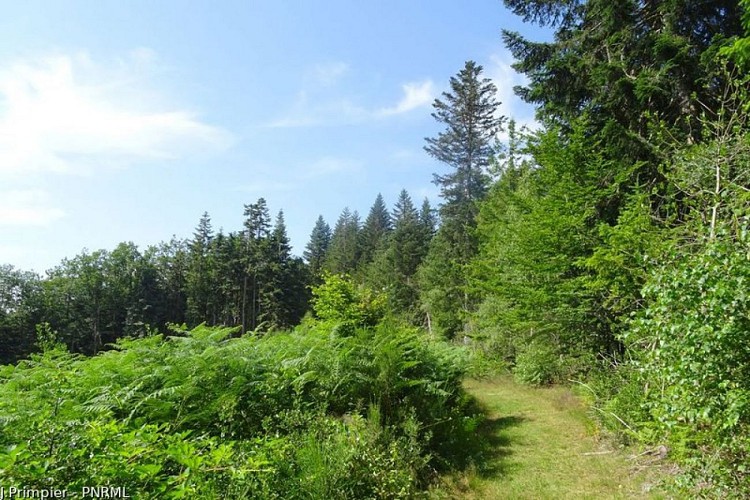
[432,377,672,499]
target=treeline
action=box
[0,191,440,364]
[0,200,305,362]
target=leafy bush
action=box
[621,228,750,495]
[512,340,561,386]
[311,273,387,334]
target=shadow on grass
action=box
[434,393,528,480]
[473,414,527,477]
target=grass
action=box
[432,376,672,499]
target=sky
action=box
[0,0,547,273]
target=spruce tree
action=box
[425,60,503,236]
[265,210,307,328]
[186,212,215,326]
[418,198,437,243]
[420,61,503,337]
[242,198,272,332]
[358,194,392,266]
[324,208,361,275]
[304,215,332,280]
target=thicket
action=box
[464,0,750,495]
[0,277,479,497]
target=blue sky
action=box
[0,1,545,273]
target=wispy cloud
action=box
[0,50,231,178]
[0,190,65,226]
[378,80,435,116]
[486,52,538,137]
[266,62,436,128]
[265,90,368,129]
[310,62,348,87]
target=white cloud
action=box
[378,80,435,116]
[265,89,370,129]
[266,65,435,128]
[0,190,65,226]
[0,51,231,177]
[486,52,539,138]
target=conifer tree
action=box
[242,198,272,332]
[304,215,332,280]
[324,208,361,274]
[186,212,216,326]
[358,194,392,266]
[265,210,307,328]
[420,61,503,337]
[418,198,437,242]
[425,60,503,236]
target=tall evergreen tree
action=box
[186,212,216,326]
[303,215,332,280]
[425,60,503,234]
[502,0,744,227]
[264,210,297,329]
[242,198,272,332]
[503,0,742,145]
[385,191,429,315]
[418,198,437,242]
[358,193,392,266]
[325,208,361,275]
[420,61,503,336]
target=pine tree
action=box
[365,190,432,320]
[418,198,437,243]
[425,60,503,235]
[242,198,272,332]
[503,0,742,147]
[264,210,307,329]
[304,215,332,280]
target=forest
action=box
[2,0,750,497]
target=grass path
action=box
[434,377,667,499]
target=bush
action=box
[513,341,561,386]
[620,228,750,495]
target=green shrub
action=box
[311,273,387,334]
[621,228,750,495]
[513,341,561,386]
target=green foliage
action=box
[419,61,504,338]
[304,215,332,281]
[325,208,361,275]
[620,229,750,493]
[512,341,561,386]
[418,230,466,338]
[311,273,386,334]
[365,190,432,323]
[470,123,617,367]
[358,193,392,269]
[0,321,474,497]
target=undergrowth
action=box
[0,321,479,498]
